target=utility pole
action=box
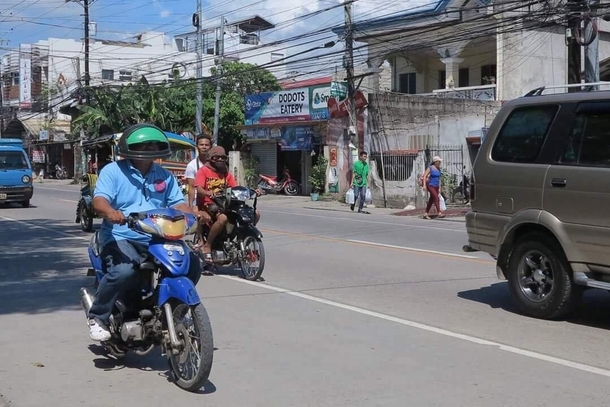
[194,0,203,135]
[66,0,95,181]
[584,0,600,88]
[212,16,225,146]
[84,0,91,88]
[567,0,582,91]
[344,0,357,149]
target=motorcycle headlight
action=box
[21,175,31,184]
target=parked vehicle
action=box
[463,83,610,320]
[257,167,299,196]
[55,164,67,180]
[191,186,265,281]
[0,139,33,208]
[80,208,213,392]
[76,131,196,232]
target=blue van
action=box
[0,139,34,208]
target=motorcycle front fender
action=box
[157,276,201,307]
[239,223,263,239]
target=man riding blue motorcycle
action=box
[87,123,202,342]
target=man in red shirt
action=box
[195,146,260,262]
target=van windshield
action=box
[0,151,29,170]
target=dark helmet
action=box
[116,123,172,160]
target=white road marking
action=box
[3,214,609,378]
[35,185,78,192]
[347,239,478,259]
[265,209,465,233]
[217,275,610,378]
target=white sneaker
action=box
[88,319,111,341]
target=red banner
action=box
[327,91,368,119]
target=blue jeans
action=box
[353,185,366,212]
[88,239,202,324]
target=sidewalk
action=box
[259,194,469,220]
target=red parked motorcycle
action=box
[257,168,299,196]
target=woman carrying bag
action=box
[421,156,445,219]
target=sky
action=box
[0,0,437,79]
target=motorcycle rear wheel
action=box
[168,302,214,392]
[239,236,265,281]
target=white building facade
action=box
[0,15,285,113]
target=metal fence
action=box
[426,144,465,201]
[370,151,418,181]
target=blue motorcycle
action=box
[80,208,214,392]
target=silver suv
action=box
[464,84,610,320]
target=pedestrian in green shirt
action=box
[351,150,370,214]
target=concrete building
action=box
[0,15,284,177]
[328,0,610,209]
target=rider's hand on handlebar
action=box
[107,210,126,224]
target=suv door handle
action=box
[551,178,567,188]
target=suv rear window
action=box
[561,102,610,167]
[491,105,558,163]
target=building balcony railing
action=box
[420,84,497,101]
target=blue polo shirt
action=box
[94,160,185,246]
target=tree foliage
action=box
[72,61,280,150]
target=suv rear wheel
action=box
[506,233,580,320]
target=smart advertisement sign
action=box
[244,82,348,125]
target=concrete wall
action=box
[497,26,567,101]
[369,91,501,153]
[368,150,428,209]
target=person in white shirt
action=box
[185,133,212,209]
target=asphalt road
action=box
[2,183,610,406]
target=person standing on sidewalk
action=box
[422,155,445,219]
[351,151,370,214]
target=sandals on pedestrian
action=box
[438,213,446,219]
[423,214,431,220]
[202,252,214,263]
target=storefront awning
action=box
[21,118,71,137]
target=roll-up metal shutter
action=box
[251,142,277,177]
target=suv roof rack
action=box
[524,82,610,97]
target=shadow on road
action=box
[87,344,217,394]
[458,282,610,330]
[0,218,90,315]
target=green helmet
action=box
[116,123,172,160]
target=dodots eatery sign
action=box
[244,88,313,125]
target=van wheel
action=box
[506,233,580,320]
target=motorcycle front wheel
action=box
[239,236,265,281]
[168,302,214,392]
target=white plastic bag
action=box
[439,194,447,212]
[365,188,372,204]
[345,188,355,205]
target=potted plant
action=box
[308,155,328,201]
